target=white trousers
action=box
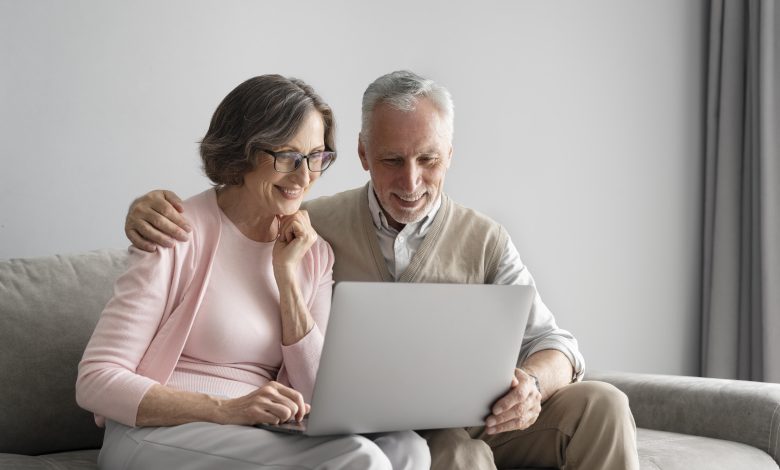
[99,420,431,470]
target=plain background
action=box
[0,0,706,375]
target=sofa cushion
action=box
[0,449,99,470]
[637,428,778,469]
[0,250,127,455]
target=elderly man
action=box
[124,70,639,470]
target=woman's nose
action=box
[291,162,311,186]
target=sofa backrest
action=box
[0,249,128,455]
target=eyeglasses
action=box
[261,149,337,173]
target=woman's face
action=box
[241,110,325,216]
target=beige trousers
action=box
[418,381,640,470]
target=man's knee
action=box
[558,381,634,428]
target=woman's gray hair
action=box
[200,74,335,187]
[360,70,454,143]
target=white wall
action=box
[0,0,706,375]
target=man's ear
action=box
[358,134,370,171]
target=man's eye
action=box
[383,159,403,167]
[419,157,438,166]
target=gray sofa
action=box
[1,249,779,469]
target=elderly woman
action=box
[76,75,430,470]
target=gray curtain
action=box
[701,0,780,382]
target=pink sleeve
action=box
[279,238,335,402]
[75,246,175,427]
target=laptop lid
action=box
[303,282,535,436]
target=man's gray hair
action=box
[360,70,454,143]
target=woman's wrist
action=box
[273,264,298,288]
[208,395,229,424]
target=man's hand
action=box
[125,190,191,252]
[485,368,542,435]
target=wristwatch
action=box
[521,368,542,395]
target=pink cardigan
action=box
[76,189,335,427]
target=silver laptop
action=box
[258,282,535,436]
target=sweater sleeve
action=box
[278,238,335,402]
[75,245,177,427]
[493,236,586,382]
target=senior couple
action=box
[77,70,640,469]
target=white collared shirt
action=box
[367,181,442,279]
[366,182,585,380]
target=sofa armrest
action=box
[586,370,780,464]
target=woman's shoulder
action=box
[181,189,219,220]
[177,189,222,237]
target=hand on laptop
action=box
[484,368,542,435]
[216,381,310,425]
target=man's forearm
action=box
[520,349,574,402]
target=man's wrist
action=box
[520,367,542,395]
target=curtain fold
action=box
[701,0,779,382]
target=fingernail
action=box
[184,224,192,232]
[493,406,503,414]
[487,427,495,435]
[486,417,496,427]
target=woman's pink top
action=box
[76,189,334,427]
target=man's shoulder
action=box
[444,195,504,232]
[303,185,366,213]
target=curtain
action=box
[700,0,780,382]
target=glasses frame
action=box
[261,149,337,173]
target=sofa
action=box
[1,249,779,469]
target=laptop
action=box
[258,282,535,436]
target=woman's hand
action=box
[216,381,310,425]
[272,210,318,281]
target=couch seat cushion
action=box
[0,449,99,469]
[637,428,778,469]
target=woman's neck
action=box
[216,186,278,242]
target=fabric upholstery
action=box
[636,428,778,469]
[0,450,99,470]
[587,371,780,465]
[0,250,127,455]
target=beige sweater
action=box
[305,184,508,284]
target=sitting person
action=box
[76,74,430,470]
[124,70,640,470]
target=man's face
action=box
[358,98,453,231]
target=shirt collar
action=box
[367,181,442,236]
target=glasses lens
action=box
[308,151,335,172]
[274,152,301,173]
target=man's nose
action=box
[399,162,421,191]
